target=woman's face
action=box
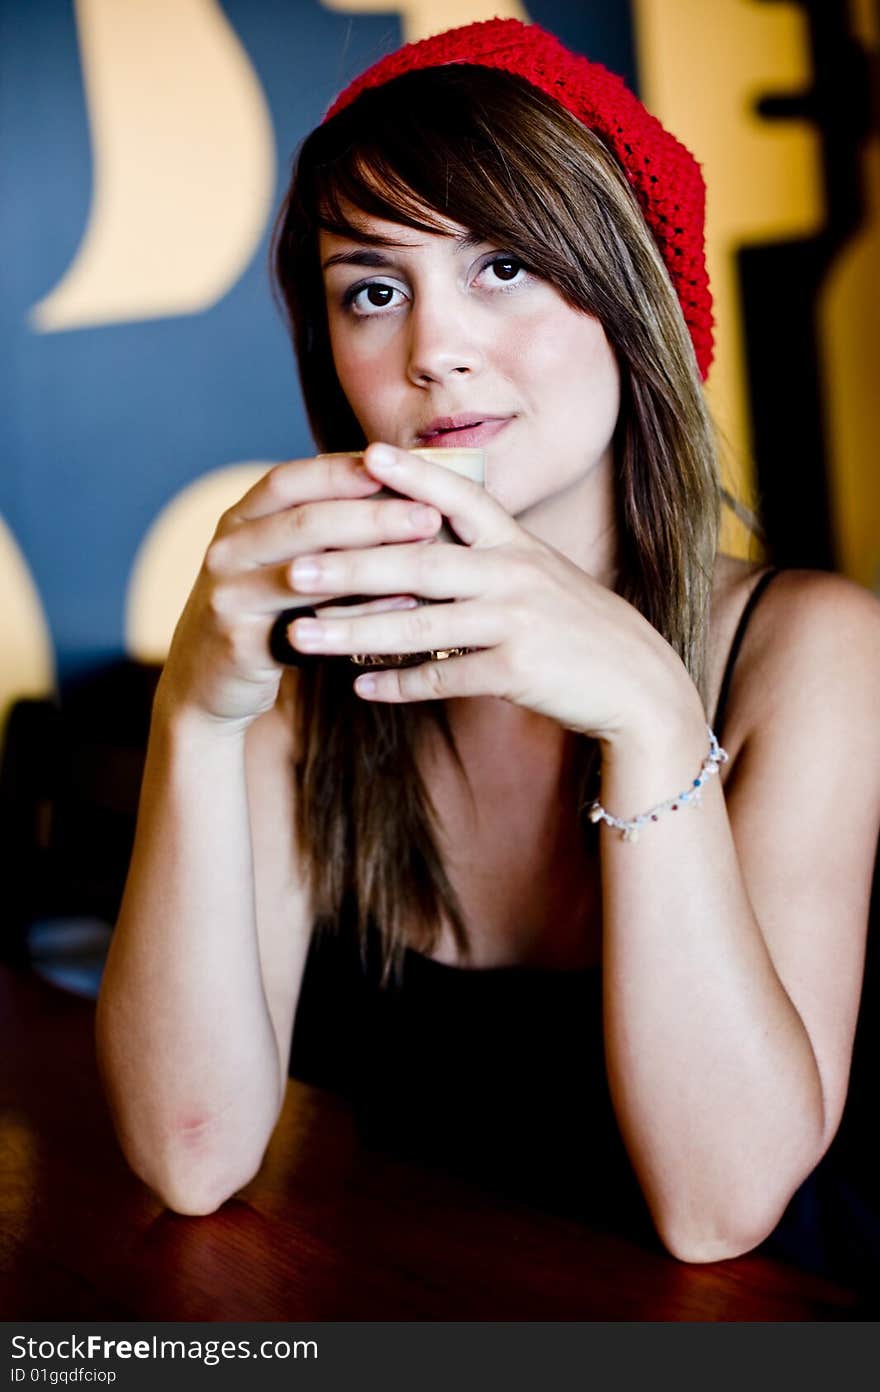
[319,209,620,527]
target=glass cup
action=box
[315,447,485,668]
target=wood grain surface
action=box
[0,966,868,1321]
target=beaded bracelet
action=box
[588,726,728,842]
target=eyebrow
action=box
[321,249,398,271]
[321,229,487,271]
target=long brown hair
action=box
[272,65,721,981]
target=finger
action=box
[227,454,383,525]
[352,646,501,703]
[213,558,421,616]
[212,495,442,571]
[288,538,494,603]
[362,443,520,547]
[316,595,421,619]
[288,599,501,657]
[269,596,420,668]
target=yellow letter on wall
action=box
[0,516,56,737]
[125,463,270,663]
[30,0,275,331]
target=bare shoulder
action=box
[735,567,880,740]
[715,559,880,821]
[760,566,880,670]
[713,563,880,1147]
[711,557,880,755]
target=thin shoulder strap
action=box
[711,567,781,739]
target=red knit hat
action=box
[324,18,713,380]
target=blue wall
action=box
[0,1,636,687]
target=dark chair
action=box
[0,659,162,967]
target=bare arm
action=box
[94,693,307,1215]
[598,571,880,1261]
[95,453,438,1213]
[229,448,878,1260]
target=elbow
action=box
[106,1112,264,1215]
[134,1149,265,1216]
[150,1175,254,1218]
[658,1221,772,1266]
[116,1113,271,1217]
[653,1186,803,1266]
[651,1129,828,1266]
[96,1047,281,1217]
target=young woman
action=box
[96,20,880,1273]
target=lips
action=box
[416,414,514,448]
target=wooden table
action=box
[0,965,869,1321]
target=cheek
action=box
[329,323,402,430]
[575,332,620,436]
[523,313,620,437]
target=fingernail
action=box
[368,444,400,472]
[292,559,321,586]
[294,619,323,646]
[355,675,377,695]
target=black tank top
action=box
[288,569,798,1245]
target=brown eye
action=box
[344,280,405,315]
[491,257,522,281]
[365,285,394,306]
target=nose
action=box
[405,295,484,387]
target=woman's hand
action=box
[156,451,443,728]
[285,444,695,741]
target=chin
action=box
[493,487,540,520]
[488,468,552,510]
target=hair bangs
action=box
[314,145,455,244]
[311,138,523,254]
[306,70,584,297]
